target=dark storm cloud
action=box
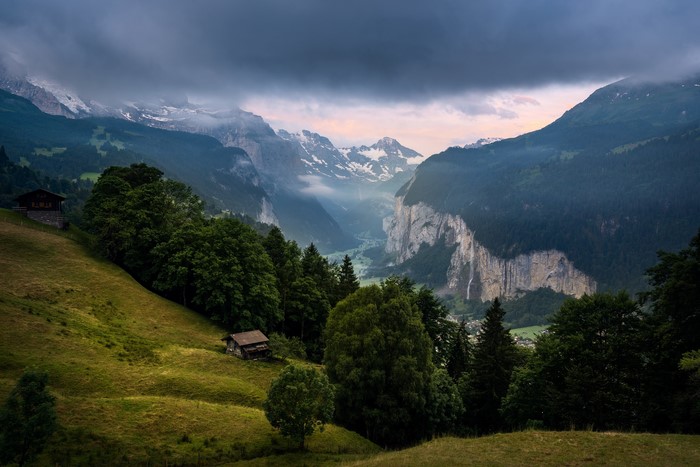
[1,0,699,103]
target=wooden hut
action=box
[13,189,67,229]
[221,330,271,360]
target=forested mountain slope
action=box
[388,75,700,294]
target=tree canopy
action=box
[263,365,334,449]
[502,292,646,430]
[324,281,434,446]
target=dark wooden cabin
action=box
[14,189,67,229]
[221,330,271,360]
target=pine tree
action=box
[462,297,518,433]
[446,321,471,381]
[336,254,359,302]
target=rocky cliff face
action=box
[384,194,596,301]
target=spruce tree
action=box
[336,254,359,302]
[462,297,518,433]
[446,321,471,381]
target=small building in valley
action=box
[221,330,271,360]
[13,189,68,229]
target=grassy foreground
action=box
[2,210,699,466]
[0,211,378,465]
[339,431,700,466]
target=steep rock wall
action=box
[384,196,596,300]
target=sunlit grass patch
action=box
[510,324,548,339]
[80,171,101,181]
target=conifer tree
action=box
[462,297,518,433]
[446,321,471,381]
[336,254,359,302]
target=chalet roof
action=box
[14,188,66,202]
[221,330,269,346]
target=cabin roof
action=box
[221,330,269,346]
[14,188,66,202]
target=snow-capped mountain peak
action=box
[463,137,502,149]
[277,131,424,183]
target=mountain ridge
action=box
[385,74,700,297]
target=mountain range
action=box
[0,67,423,250]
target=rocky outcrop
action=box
[384,195,596,301]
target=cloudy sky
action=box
[2,0,699,155]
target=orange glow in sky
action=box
[243,81,609,157]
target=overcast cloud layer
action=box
[2,1,700,155]
[2,0,700,105]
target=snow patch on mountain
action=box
[463,137,502,149]
[25,76,92,115]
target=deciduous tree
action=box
[263,365,334,449]
[641,230,700,431]
[324,282,433,446]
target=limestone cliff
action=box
[384,195,596,301]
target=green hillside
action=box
[0,211,377,465]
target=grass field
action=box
[510,324,548,339]
[1,210,698,466]
[79,172,101,182]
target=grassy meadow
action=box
[1,209,699,466]
[0,211,377,465]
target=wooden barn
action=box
[221,330,271,360]
[13,188,68,229]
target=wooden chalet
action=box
[13,189,68,229]
[221,330,271,360]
